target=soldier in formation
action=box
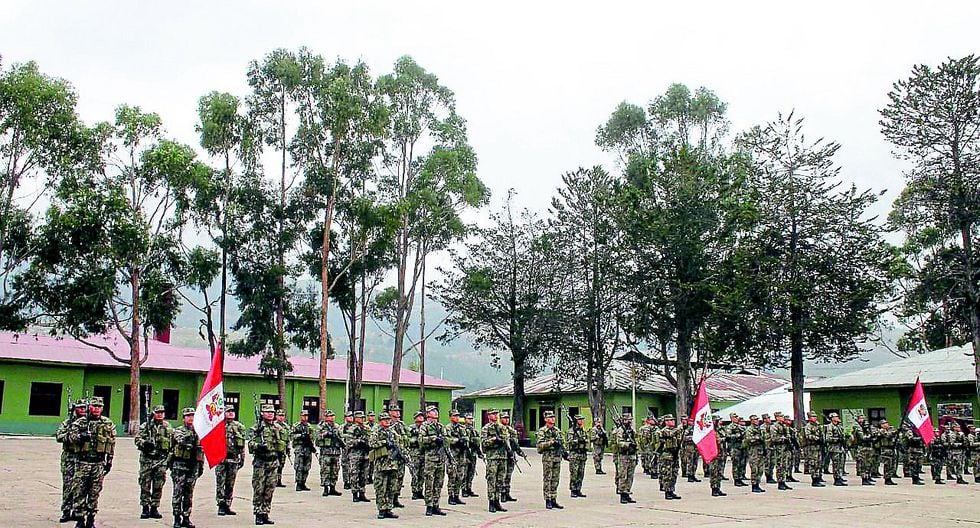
[249,404,285,525]
[341,411,354,490]
[726,413,747,486]
[446,410,468,505]
[369,412,403,519]
[345,410,372,503]
[943,421,969,484]
[462,413,482,498]
[589,420,608,474]
[316,410,345,497]
[69,396,116,528]
[611,413,638,503]
[388,405,409,506]
[56,398,89,523]
[500,411,523,502]
[708,414,727,497]
[535,410,566,509]
[680,415,700,481]
[744,414,767,493]
[657,414,683,500]
[637,414,658,479]
[968,425,980,483]
[566,413,589,498]
[770,412,793,490]
[135,404,172,519]
[169,408,203,528]
[366,411,377,484]
[876,419,899,485]
[853,414,876,485]
[406,410,425,500]
[274,410,289,488]
[801,411,825,487]
[481,408,509,513]
[290,410,316,491]
[216,406,246,515]
[902,423,925,485]
[824,412,848,486]
[419,406,449,516]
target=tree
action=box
[737,112,897,425]
[26,105,206,434]
[376,56,488,406]
[437,191,563,430]
[880,56,980,390]
[0,59,88,329]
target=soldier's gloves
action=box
[434,437,444,447]
[103,462,112,474]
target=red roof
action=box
[0,332,463,389]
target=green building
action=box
[0,332,461,435]
[460,369,786,443]
[808,344,978,428]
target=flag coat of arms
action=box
[692,381,719,464]
[905,376,935,446]
[194,346,227,467]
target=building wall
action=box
[810,384,980,427]
[0,359,453,435]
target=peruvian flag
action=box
[905,376,935,446]
[194,346,227,468]
[692,381,719,464]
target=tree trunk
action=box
[355,274,368,409]
[790,304,806,428]
[219,153,230,355]
[127,269,142,436]
[390,225,409,405]
[675,331,692,417]
[418,257,427,410]
[512,352,527,430]
[276,92,287,410]
[318,198,336,421]
[960,223,980,404]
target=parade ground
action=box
[2,436,978,528]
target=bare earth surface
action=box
[2,436,978,527]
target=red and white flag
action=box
[692,381,719,464]
[906,376,935,445]
[194,346,227,468]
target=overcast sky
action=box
[3,1,978,220]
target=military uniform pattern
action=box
[802,421,824,480]
[406,422,425,497]
[463,422,481,493]
[391,419,410,499]
[169,424,203,520]
[770,421,791,483]
[638,424,658,476]
[590,425,607,472]
[69,413,116,517]
[316,421,344,489]
[536,425,564,500]
[904,429,925,478]
[482,421,509,502]
[658,426,682,493]
[503,424,520,495]
[744,423,766,487]
[216,419,246,508]
[344,422,371,495]
[824,422,847,480]
[135,419,172,508]
[419,420,448,507]
[447,421,468,497]
[369,425,402,512]
[878,427,899,479]
[726,422,746,481]
[944,430,966,480]
[56,414,82,517]
[929,433,945,481]
[291,421,316,486]
[681,424,699,477]
[567,424,589,492]
[611,424,637,494]
[249,420,284,516]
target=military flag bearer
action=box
[169,408,203,528]
[216,406,246,515]
[135,404,172,520]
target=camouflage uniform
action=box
[482,412,509,512]
[823,416,848,484]
[502,419,522,499]
[462,415,482,496]
[56,401,86,521]
[944,426,968,483]
[637,420,658,477]
[903,427,926,484]
[344,412,371,501]
[215,413,246,513]
[589,423,608,474]
[315,412,344,495]
[341,413,354,489]
[801,414,825,485]
[743,417,766,491]
[769,416,792,487]
[761,415,775,483]
[290,413,316,490]
[968,428,980,483]
[406,414,425,499]
[853,420,876,484]
[611,418,638,500]
[169,411,203,527]
[726,418,747,483]
[446,413,469,503]
[419,413,449,513]
[878,423,899,483]
[535,414,565,507]
[274,412,290,487]
[929,428,946,482]
[69,398,116,527]
[134,407,172,515]
[369,414,404,518]
[709,416,727,495]
[248,406,284,523]
[566,417,589,496]
[680,420,699,479]
[388,408,409,504]
[657,417,683,499]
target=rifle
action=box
[385,427,406,464]
[435,424,456,466]
[320,423,347,449]
[66,387,74,420]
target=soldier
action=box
[708,414,727,497]
[249,404,284,525]
[944,422,969,484]
[406,410,425,500]
[69,396,116,528]
[680,414,700,481]
[419,406,449,516]
[870,419,883,478]
[366,411,377,484]
[878,419,899,485]
[345,410,372,503]
[316,410,345,497]
[216,406,246,515]
[637,414,658,478]
[341,411,354,489]
[611,413,638,503]
[387,405,408,507]
[290,410,316,491]
[658,414,683,500]
[726,414,747,486]
[824,412,848,486]
[481,409,509,513]
[903,423,926,485]
[446,410,468,505]
[743,414,767,493]
[929,426,945,483]
[168,408,203,528]
[56,398,88,523]
[274,410,289,488]
[713,414,729,484]
[536,410,565,509]
[801,411,825,487]
[135,404,172,519]
[770,412,792,490]
[854,415,876,485]
[566,414,589,498]
[500,411,523,502]
[589,419,609,474]
[968,425,980,483]
[462,413,482,498]
[761,413,776,484]
[369,412,403,519]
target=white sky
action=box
[3,1,978,220]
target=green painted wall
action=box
[0,359,454,436]
[810,384,980,427]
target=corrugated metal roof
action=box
[462,367,786,402]
[0,332,463,389]
[807,344,976,391]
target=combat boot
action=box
[393,496,405,508]
[975,476,980,484]
[734,479,747,487]
[384,510,399,519]
[59,511,74,523]
[833,477,847,486]
[149,507,163,519]
[885,478,897,485]
[861,477,873,486]
[411,491,423,500]
[322,487,329,496]
[255,515,264,525]
[276,480,285,488]
[912,476,924,485]
[787,475,799,482]
[626,493,636,503]
[766,475,777,484]
[173,515,183,528]
[552,499,564,509]
[620,493,629,504]
[666,491,681,500]
[217,504,228,516]
[448,495,458,505]
[141,506,150,519]
[778,482,791,490]
[687,475,701,483]
[956,477,969,484]
[495,499,507,512]
[85,515,95,528]
[224,506,237,516]
[295,483,303,491]
[431,504,447,516]
[74,517,85,528]
[262,514,276,524]
[183,516,197,528]
[546,498,554,509]
[329,486,342,496]
[812,477,825,487]
[425,506,433,516]
[711,487,725,496]
[489,500,497,513]
[751,484,765,493]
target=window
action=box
[303,396,320,424]
[0,380,4,413]
[528,410,537,432]
[162,389,180,420]
[383,400,405,412]
[622,406,632,417]
[123,384,152,425]
[353,398,367,412]
[224,392,240,414]
[868,407,886,425]
[93,386,112,418]
[29,382,63,416]
[260,394,281,409]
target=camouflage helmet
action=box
[324,410,336,418]
[465,413,474,419]
[662,414,675,421]
[181,407,196,417]
[260,404,275,413]
[379,412,391,421]
[414,410,425,418]
[574,414,584,420]
[74,399,88,408]
[542,410,555,419]
[300,409,309,416]
[152,404,166,413]
[353,410,365,418]
[89,396,104,407]
[275,409,286,417]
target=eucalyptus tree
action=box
[376,56,488,405]
[26,105,207,434]
[880,56,980,384]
